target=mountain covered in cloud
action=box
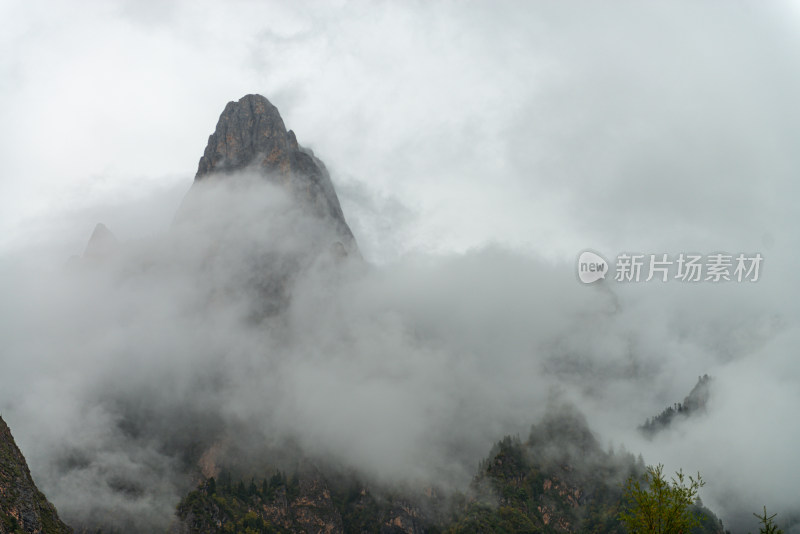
[82,223,118,261]
[0,94,778,534]
[640,375,712,438]
[4,3,800,533]
[1,94,367,534]
[170,403,728,534]
[187,93,358,256]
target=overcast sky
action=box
[2,1,800,532]
[2,0,796,262]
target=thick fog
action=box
[1,1,799,532]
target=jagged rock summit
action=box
[193,94,357,255]
[0,417,72,533]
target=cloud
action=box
[2,174,794,531]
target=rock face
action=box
[173,469,433,534]
[0,417,72,534]
[175,473,345,534]
[172,94,360,318]
[193,94,357,255]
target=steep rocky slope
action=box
[0,417,72,534]
[182,93,358,256]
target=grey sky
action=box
[2,1,795,260]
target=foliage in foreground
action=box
[752,506,783,534]
[619,464,705,534]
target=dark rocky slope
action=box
[0,417,72,534]
[184,93,358,256]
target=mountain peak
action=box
[195,94,288,179]
[83,223,117,260]
[191,94,358,254]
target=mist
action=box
[1,170,796,531]
[1,1,800,532]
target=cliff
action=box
[0,417,71,534]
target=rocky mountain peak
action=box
[195,94,289,179]
[191,94,358,255]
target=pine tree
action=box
[753,507,783,534]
